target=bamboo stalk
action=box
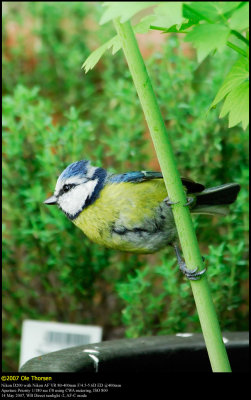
[113,18,231,372]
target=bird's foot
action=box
[164,197,179,206]
[183,197,195,207]
[173,244,206,281]
[164,196,195,207]
[179,261,206,281]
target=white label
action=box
[19,320,102,368]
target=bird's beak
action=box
[44,195,57,205]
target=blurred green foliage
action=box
[2,2,249,371]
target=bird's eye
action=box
[63,184,72,193]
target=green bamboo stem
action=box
[230,29,249,45]
[113,18,231,372]
[226,41,248,57]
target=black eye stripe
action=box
[58,183,77,196]
[64,184,71,192]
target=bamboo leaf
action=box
[185,2,241,22]
[211,56,249,106]
[82,35,120,73]
[229,2,249,31]
[219,81,249,129]
[100,2,157,25]
[151,2,183,30]
[184,23,230,63]
[150,20,194,34]
[82,18,155,73]
[134,15,156,34]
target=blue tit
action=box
[44,160,240,280]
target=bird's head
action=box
[44,160,107,220]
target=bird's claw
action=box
[164,196,195,207]
[179,261,206,280]
[183,197,195,207]
[164,197,179,206]
[173,244,206,281]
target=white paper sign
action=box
[19,319,102,368]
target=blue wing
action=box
[108,171,163,183]
[108,171,205,193]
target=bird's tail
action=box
[192,183,241,216]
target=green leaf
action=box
[82,17,155,73]
[150,19,195,34]
[82,35,120,73]
[151,2,183,30]
[185,23,230,63]
[211,56,249,106]
[133,15,156,34]
[185,2,241,22]
[229,3,249,31]
[183,3,205,24]
[100,2,157,25]
[211,1,241,15]
[219,80,249,129]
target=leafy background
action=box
[2,2,249,372]
[84,2,249,130]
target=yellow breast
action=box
[73,179,168,250]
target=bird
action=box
[44,160,240,280]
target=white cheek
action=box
[58,179,98,216]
